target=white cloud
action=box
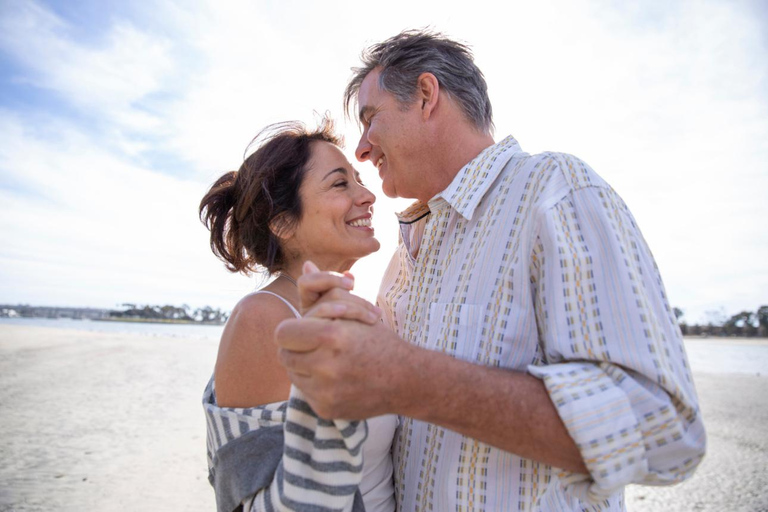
[0,109,254,309]
[0,1,173,133]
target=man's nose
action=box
[355,134,371,162]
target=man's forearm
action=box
[276,309,588,473]
[392,344,588,474]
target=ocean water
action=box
[1,317,765,374]
[0,316,224,341]
[683,338,767,375]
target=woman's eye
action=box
[333,180,348,188]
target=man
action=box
[277,30,705,510]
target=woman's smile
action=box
[347,214,374,230]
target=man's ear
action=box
[269,213,296,240]
[416,72,440,120]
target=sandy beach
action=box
[1,324,766,511]
[0,324,218,511]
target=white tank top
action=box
[256,291,397,512]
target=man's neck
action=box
[418,129,496,204]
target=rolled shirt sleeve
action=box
[527,173,706,501]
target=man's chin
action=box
[381,184,399,199]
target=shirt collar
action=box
[395,136,523,223]
[395,201,431,224]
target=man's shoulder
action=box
[509,150,610,192]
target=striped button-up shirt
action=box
[377,136,705,511]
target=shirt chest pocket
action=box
[426,303,483,361]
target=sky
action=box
[0,0,766,324]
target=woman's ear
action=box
[416,72,440,120]
[269,213,296,240]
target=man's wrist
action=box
[380,336,425,415]
[384,341,456,419]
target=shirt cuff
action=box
[528,361,648,501]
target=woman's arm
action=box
[213,293,294,407]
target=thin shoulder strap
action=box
[253,291,301,318]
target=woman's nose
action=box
[356,183,376,205]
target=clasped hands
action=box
[275,261,408,420]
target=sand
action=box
[1,325,766,511]
[0,325,217,511]
[624,372,768,512]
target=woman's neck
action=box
[282,257,356,279]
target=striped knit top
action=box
[204,291,396,512]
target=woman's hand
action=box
[299,261,381,325]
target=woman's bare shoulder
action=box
[230,291,297,328]
[214,291,297,407]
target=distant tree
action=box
[105,303,227,323]
[178,306,192,320]
[703,308,728,336]
[672,307,687,334]
[757,305,768,337]
[723,311,757,337]
[193,306,217,323]
[190,306,229,324]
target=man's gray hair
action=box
[344,29,494,133]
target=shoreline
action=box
[92,317,225,326]
[684,335,768,345]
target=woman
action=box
[199,118,396,512]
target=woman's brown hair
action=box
[199,117,342,275]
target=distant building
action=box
[0,305,109,320]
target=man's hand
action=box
[274,260,407,419]
[276,317,411,419]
